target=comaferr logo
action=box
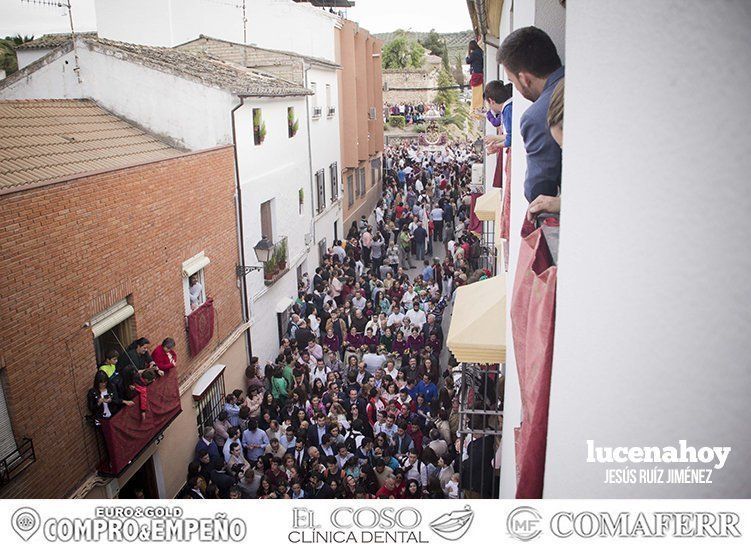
[429,506,474,541]
[507,506,542,541]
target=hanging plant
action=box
[253,108,266,145]
[288,107,299,138]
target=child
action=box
[445,473,461,499]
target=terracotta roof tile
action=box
[0,99,183,192]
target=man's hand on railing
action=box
[527,195,561,222]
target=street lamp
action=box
[236,236,274,276]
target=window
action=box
[357,167,366,197]
[252,108,265,146]
[311,82,321,118]
[0,370,17,462]
[277,300,294,344]
[318,238,327,264]
[325,84,334,117]
[371,158,381,188]
[329,162,339,201]
[91,299,136,363]
[193,365,226,436]
[315,169,326,214]
[182,252,211,315]
[288,106,298,138]
[347,174,354,207]
[261,199,274,242]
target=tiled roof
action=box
[0,99,184,192]
[15,32,97,50]
[84,37,312,97]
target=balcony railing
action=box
[263,236,289,286]
[0,437,36,488]
[97,369,182,477]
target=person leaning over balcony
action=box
[528,79,564,220]
[87,370,129,424]
[117,337,162,377]
[497,26,564,203]
[151,337,177,372]
[466,39,485,112]
[484,80,514,154]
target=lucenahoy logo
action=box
[429,505,474,541]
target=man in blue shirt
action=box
[415,373,438,405]
[497,26,564,203]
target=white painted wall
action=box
[544,0,751,499]
[0,49,83,100]
[16,49,53,70]
[95,0,337,61]
[234,97,313,360]
[0,44,234,151]
[497,0,566,499]
[308,65,342,272]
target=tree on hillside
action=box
[435,67,460,108]
[0,34,34,75]
[451,55,465,86]
[420,29,449,70]
[382,31,425,70]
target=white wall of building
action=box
[0,49,83,99]
[308,65,342,273]
[497,0,566,499]
[544,0,751,498]
[16,49,53,70]
[95,0,337,61]
[234,97,313,360]
[0,44,235,151]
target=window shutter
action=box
[0,373,17,461]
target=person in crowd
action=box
[97,350,119,378]
[151,337,177,372]
[497,26,564,202]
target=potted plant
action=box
[276,238,288,271]
[253,109,267,145]
[288,108,299,138]
[264,253,276,282]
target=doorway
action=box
[119,455,159,499]
[333,220,338,243]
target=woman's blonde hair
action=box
[547,79,564,128]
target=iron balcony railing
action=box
[0,437,36,488]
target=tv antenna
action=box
[20,0,82,83]
[199,0,249,66]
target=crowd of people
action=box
[385,102,445,125]
[180,139,500,500]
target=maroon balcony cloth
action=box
[469,192,482,234]
[187,298,215,355]
[510,218,557,499]
[492,151,503,188]
[99,369,181,475]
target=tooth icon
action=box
[429,505,474,541]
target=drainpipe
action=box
[304,64,317,256]
[230,96,254,363]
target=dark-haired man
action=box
[497,26,564,202]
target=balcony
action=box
[0,438,36,488]
[263,236,289,286]
[97,369,182,477]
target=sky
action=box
[0,0,472,39]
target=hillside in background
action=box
[374,29,474,63]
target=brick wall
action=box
[0,146,244,498]
[177,38,304,85]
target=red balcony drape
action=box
[510,218,558,499]
[99,369,182,475]
[187,298,215,355]
[468,192,482,234]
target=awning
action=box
[182,252,210,278]
[275,296,295,313]
[447,274,506,364]
[90,301,134,338]
[475,187,501,221]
